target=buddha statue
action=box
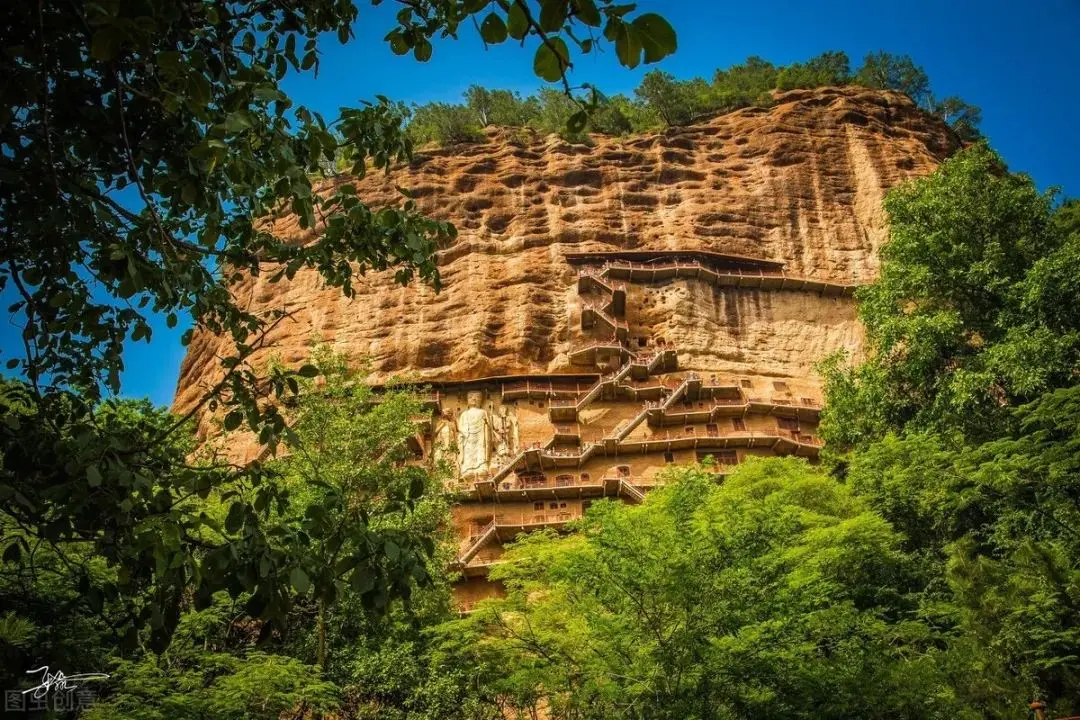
[457,391,492,478]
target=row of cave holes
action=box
[666,416,800,438]
[520,382,797,411]
[517,381,797,414]
[516,449,743,489]
[472,501,583,534]
[472,451,742,533]
[655,450,759,467]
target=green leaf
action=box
[571,0,602,26]
[225,502,245,534]
[3,541,21,564]
[297,364,320,378]
[533,37,570,82]
[90,26,123,62]
[225,112,252,133]
[480,13,508,44]
[413,39,432,62]
[539,0,569,32]
[409,476,425,499]
[613,22,641,69]
[506,4,528,39]
[631,13,677,63]
[86,465,103,487]
[290,567,311,593]
[568,110,588,134]
[351,566,376,594]
[387,30,410,55]
[223,410,244,431]
[253,85,283,102]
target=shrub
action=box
[407,102,483,146]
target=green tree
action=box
[41,352,453,717]
[81,593,341,720]
[711,55,778,109]
[266,348,452,671]
[634,70,696,126]
[854,51,981,139]
[439,458,972,720]
[930,96,984,141]
[820,145,1072,446]
[408,102,485,145]
[535,86,590,139]
[0,382,293,655]
[776,50,851,90]
[584,93,637,135]
[465,85,540,128]
[842,390,1080,715]
[856,51,932,105]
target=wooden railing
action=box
[493,511,580,527]
[636,427,823,446]
[591,259,858,294]
[501,380,590,397]
[494,474,604,491]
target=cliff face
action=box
[174,86,957,436]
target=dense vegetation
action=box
[406,50,982,145]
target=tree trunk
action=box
[317,599,327,670]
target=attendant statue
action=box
[457,391,492,478]
[432,412,457,470]
[491,405,519,465]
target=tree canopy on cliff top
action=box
[0,0,675,651]
[405,50,982,146]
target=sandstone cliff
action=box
[174,86,958,431]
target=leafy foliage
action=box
[2,352,452,716]
[265,348,453,667]
[405,50,982,145]
[0,355,442,660]
[408,102,486,146]
[856,51,982,140]
[437,459,975,720]
[856,51,932,105]
[820,145,1073,446]
[82,594,341,720]
[776,51,851,90]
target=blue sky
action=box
[6,0,1078,407]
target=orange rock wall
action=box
[174,86,955,423]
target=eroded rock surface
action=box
[173,86,957,450]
